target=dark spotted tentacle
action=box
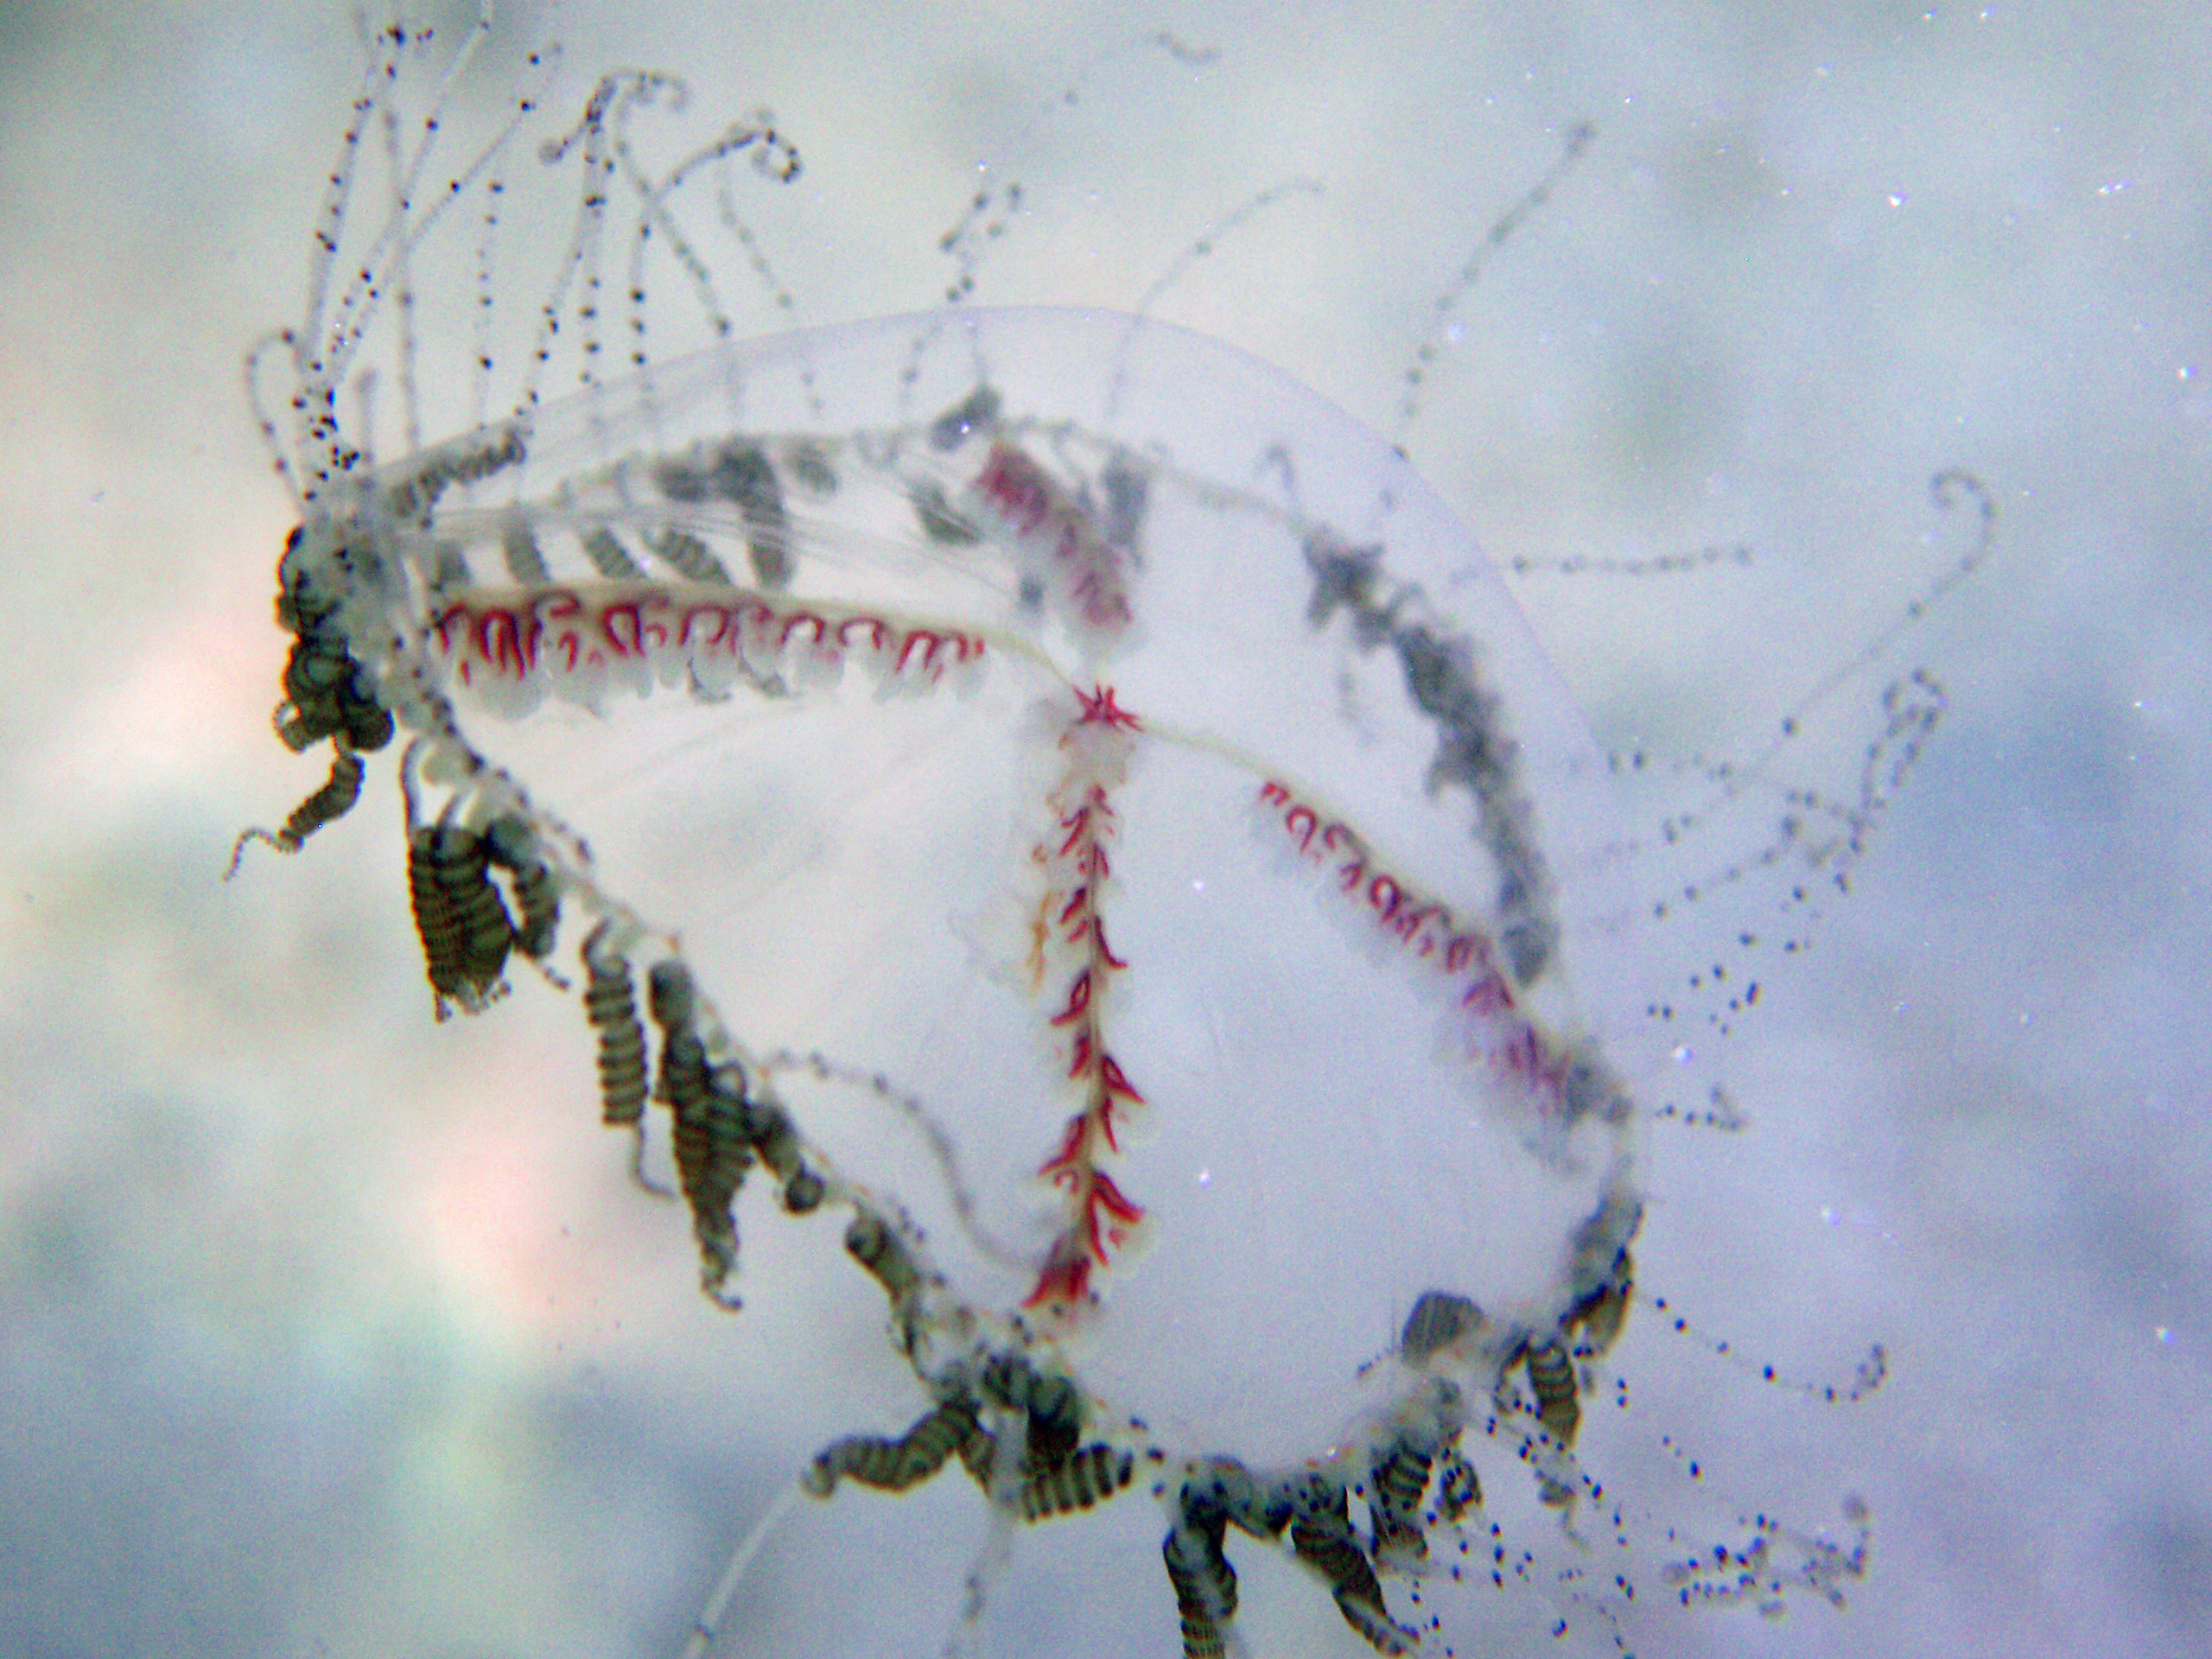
[981,1352,1084,1465]
[225,745,366,876]
[957,1416,1001,1490]
[581,922,648,1129]
[743,1096,824,1214]
[843,1209,923,1356]
[1161,1458,1291,1659]
[269,530,394,760]
[1565,1248,1634,1358]
[235,531,391,879]
[1525,1338,1580,1446]
[485,815,560,960]
[275,624,391,755]
[1400,1289,1482,1363]
[1434,1445,1481,1522]
[803,1398,981,1497]
[1289,1478,1416,1657]
[1367,1424,1438,1567]
[408,817,513,1019]
[442,826,515,1003]
[955,1351,1130,1521]
[1019,1443,1133,1522]
[405,826,468,1018]
[649,960,750,1303]
[843,1209,919,1302]
[1164,1505,1236,1659]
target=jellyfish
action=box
[226,12,1986,1656]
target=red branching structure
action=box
[1026,685,1148,1307]
[430,586,987,691]
[1255,778,1584,1132]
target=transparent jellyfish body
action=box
[232,16,1986,1658]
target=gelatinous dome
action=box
[230,19,1918,1656]
[262,297,1670,1654]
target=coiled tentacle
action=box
[1289,1478,1415,1656]
[581,921,648,1128]
[408,816,513,1019]
[225,745,366,876]
[485,815,560,959]
[803,1398,981,1497]
[648,960,750,1303]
